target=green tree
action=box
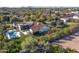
[0,34,5,49]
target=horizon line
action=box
[0,6,79,8]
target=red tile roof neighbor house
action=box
[31,22,44,33]
[29,22,49,35]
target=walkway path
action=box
[54,31,79,52]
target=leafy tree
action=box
[2,16,10,23]
[0,34,5,49]
[7,39,21,53]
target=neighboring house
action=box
[60,13,75,23]
[72,16,79,19]
[60,18,68,24]
[5,29,21,39]
[29,22,49,35]
[72,14,79,19]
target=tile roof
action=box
[31,22,44,33]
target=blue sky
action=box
[0,0,79,7]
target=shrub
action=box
[50,44,76,53]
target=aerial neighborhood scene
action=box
[0,7,79,53]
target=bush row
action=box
[47,23,79,42]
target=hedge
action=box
[48,23,79,42]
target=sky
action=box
[0,0,79,7]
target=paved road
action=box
[54,31,79,52]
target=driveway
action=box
[54,31,79,52]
